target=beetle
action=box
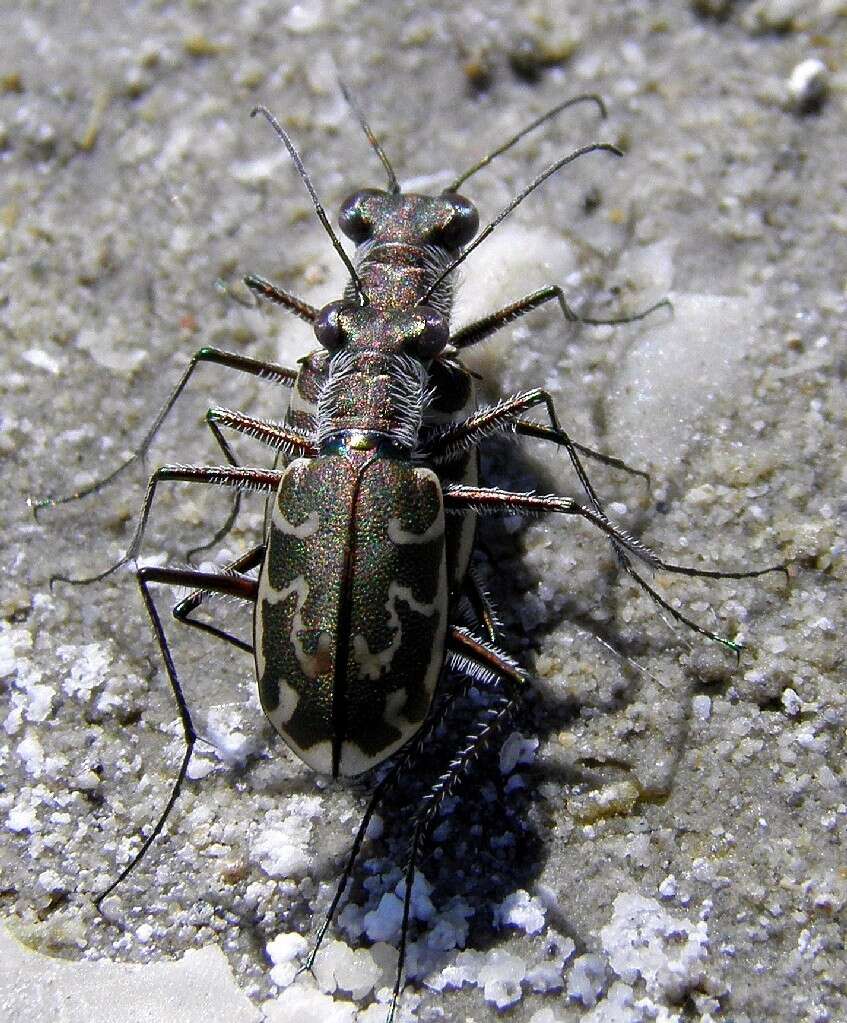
[33,93,786,1022]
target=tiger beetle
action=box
[32,89,787,1022]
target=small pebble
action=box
[787,58,828,114]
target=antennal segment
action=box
[338,81,401,195]
[446,93,607,193]
[422,142,623,304]
[250,105,368,305]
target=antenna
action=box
[421,143,623,304]
[446,93,607,193]
[338,81,401,194]
[250,105,368,304]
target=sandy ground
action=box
[1,2,845,1022]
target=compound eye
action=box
[409,306,449,359]
[338,189,381,243]
[438,192,479,249]
[314,301,347,351]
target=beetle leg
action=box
[443,483,787,655]
[186,410,316,562]
[185,411,243,563]
[299,666,492,977]
[95,565,258,910]
[444,483,660,564]
[29,347,298,515]
[298,717,446,977]
[426,385,649,484]
[51,464,283,588]
[515,419,651,484]
[460,566,502,645]
[173,544,266,651]
[243,272,318,322]
[387,626,525,1023]
[300,627,520,985]
[427,388,643,615]
[298,768,397,978]
[449,284,670,352]
[427,390,670,666]
[205,406,316,457]
[425,388,649,650]
[424,385,649,489]
[443,484,789,588]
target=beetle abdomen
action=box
[255,454,447,777]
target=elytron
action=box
[34,90,785,1021]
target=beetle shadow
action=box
[255,689,593,1001]
[224,428,726,1003]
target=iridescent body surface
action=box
[255,450,446,776]
[255,190,481,778]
